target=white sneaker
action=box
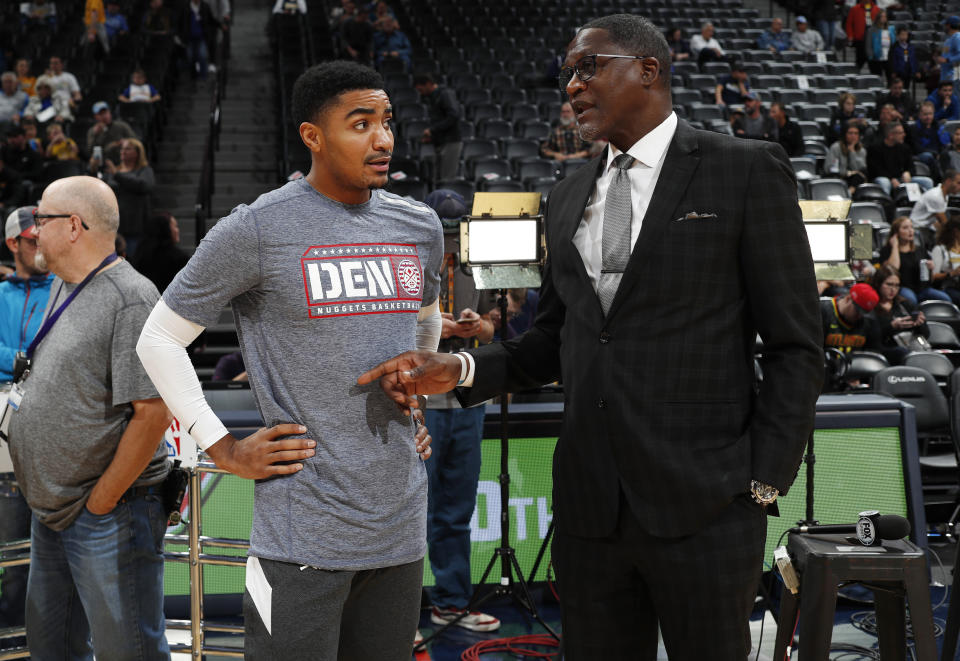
[414,629,424,649]
[430,606,501,632]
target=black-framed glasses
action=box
[558,53,648,91]
[32,210,89,231]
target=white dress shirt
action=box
[458,112,679,386]
[573,111,678,290]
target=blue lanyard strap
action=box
[27,253,118,359]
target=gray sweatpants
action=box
[243,556,423,661]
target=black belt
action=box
[118,483,158,504]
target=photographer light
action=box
[459,193,544,290]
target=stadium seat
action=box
[846,351,889,386]
[480,179,525,192]
[904,352,956,389]
[848,201,887,226]
[461,138,499,162]
[502,138,542,163]
[436,178,476,205]
[809,178,850,201]
[516,158,557,182]
[471,156,512,182]
[927,321,960,350]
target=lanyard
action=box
[27,253,118,359]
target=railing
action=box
[0,540,30,660]
[164,460,248,658]
[194,35,226,246]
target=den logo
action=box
[300,243,424,319]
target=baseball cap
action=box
[92,101,110,114]
[424,189,467,220]
[5,206,37,242]
[849,283,879,312]
[946,15,960,28]
[796,15,808,23]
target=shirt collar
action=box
[605,111,678,171]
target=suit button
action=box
[597,398,606,409]
[599,331,611,344]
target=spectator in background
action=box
[939,16,960,82]
[941,126,960,171]
[0,159,24,220]
[20,0,57,28]
[342,10,375,64]
[867,265,929,362]
[541,102,591,162]
[757,17,791,53]
[119,69,161,104]
[14,60,35,98]
[732,92,776,141]
[20,118,41,152]
[889,28,920,86]
[876,75,916,121]
[86,101,136,164]
[665,27,691,61]
[714,61,750,106]
[910,101,950,176]
[769,102,804,156]
[100,138,154,255]
[143,0,173,38]
[866,11,896,80]
[822,282,882,353]
[179,0,217,81]
[911,168,960,228]
[930,216,960,305]
[273,0,307,13]
[791,16,825,53]
[488,288,539,341]
[826,121,869,192]
[83,0,110,55]
[373,17,411,70]
[928,80,960,121]
[869,122,934,195]
[1,127,44,191]
[690,22,724,63]
[44,123,79,161]
[22,77,73,130]
[830,92,868,143]
[44,56,82,109]
[414,73,462,184]
[104,1,130,46]
[213,351,247,381]
[416,189,499,641]
[131,212,190,294]
[812,0,840,50]
[0,207,52,638]
[846,0,881,71]
[880,216,950,302]
[872,102,905,146]
[0,73,28,128]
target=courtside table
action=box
[772,533,936,661]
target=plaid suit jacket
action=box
[460,119,823,538]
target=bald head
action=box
[45,176,119,235]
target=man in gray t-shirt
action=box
[7,175,171,661]
[138,62,443,660]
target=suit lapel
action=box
[552,154,605,304]
[605,120,701,320]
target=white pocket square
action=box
[675,211,719,222]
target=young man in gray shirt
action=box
[137,61,443,660]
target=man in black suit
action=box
[359,14,822,659]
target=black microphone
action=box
[788,512,911,546]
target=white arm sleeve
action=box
[136,299,230,450]
[416,298,441,352]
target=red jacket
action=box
[845,2,880,42]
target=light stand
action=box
[418,193,558,648]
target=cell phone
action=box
[910,311,921,319]
[92,146,103,162]
[455,317,474,324]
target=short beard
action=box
[34,251,47,272]
[559,116,576,128]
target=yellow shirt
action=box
[84,0,105,25]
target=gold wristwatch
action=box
[750,480,779,506]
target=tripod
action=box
[418,290,559,648]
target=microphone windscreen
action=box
[876,514,911,540]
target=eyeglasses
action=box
[558,53,649,91]
[32,211,89,231]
